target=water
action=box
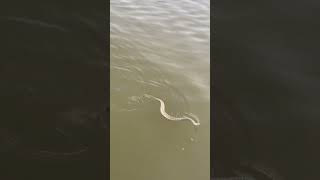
[110,0,210,179]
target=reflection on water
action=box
[110,0,210,179]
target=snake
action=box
[144,94,200,126]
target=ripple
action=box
[111,0,210,116]
[111,0,209,179]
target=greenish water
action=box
[110,0,210,179]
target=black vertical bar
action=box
[213,0,320,179]
[0,0,109,179]
[107,0,111,179]
[210,0,215,179]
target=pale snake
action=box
[144,94,200,126]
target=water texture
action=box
[110,0,210,179]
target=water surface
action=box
[110,0,210,179]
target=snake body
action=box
[144,94,200,126]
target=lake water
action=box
[110,0,210,179]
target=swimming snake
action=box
[144,94,200,126]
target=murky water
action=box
[110,0,210,179]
